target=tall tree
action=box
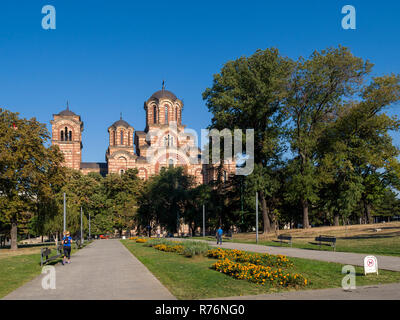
[203,48,293,233]
[284,46,372,228]
[0,108,64,249]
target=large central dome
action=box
[150,89,177,101]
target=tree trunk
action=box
[10,216,18,250]
[260,191,271,234]
[334,214,340,226]
[302,199,310,228]
[364,201,373,224]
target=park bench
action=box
[277,234,292,247]
[314,235,336,251]
[40,244,63,266]
[75,239,82,249]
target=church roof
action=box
[55,102,79,118]
[111,119,131,128]
[58,109,77,116]
[110,113,132,129]
[80,162,107,169]
[150,89,178,101]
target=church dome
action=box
[58,109,77,116]
[150,89,178,101]
[111,119,131,128]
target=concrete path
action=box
[171,239,400,272]
[3,239,175,300]
[212,282,400,300]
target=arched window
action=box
[69,131,72,141]
[175,107,178,121]
[64,127,68,141]
[223,171,227,183]
[128,131,130,146]
[112,131,115,145]
[153,106,157,124]
[119,169,125,175]
[120,130,124,145]
[164,134,173,147]
[168,159,174,168]
[60,130,64,141]
[165,105,168,124]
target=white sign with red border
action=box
[364,256,378,275]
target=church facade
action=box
[50,87,236,184]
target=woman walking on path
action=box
[62,231,73,265]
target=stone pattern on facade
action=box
[50,108,83,171]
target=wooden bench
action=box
[75,239,82,249]
[40,244,63,266]
[277,234,292,247]
[315,235,336,251]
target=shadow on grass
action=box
[340,233,400,240]
[0,242,56,250]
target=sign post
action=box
[364,256,378,275]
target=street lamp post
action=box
[203,204,205,237]
[256,192,259,244]
[89,212,91,240]
[63,193,66,233]
[80,207,84,244]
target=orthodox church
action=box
[50,86,235,184]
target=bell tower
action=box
[50,102,83,171]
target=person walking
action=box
[216,226,223,245]
[62,231,73,265]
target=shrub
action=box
[182,241,211,257]
[144,238,170,247]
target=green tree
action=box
[0,108,64,249]
[284,46,372,228]
[203,48,293,233]
[136,167,194,234]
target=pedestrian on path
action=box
[216,226,223,245]
[62,231,73,265]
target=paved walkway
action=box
[213,282,400,300]
[178,240,400,272]
[3,239,175,300]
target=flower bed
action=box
[207,248,293,268]
[154,243,184,253]
[212,258,307,288]
[129,237,138,240]
[136,238,147,243]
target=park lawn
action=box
[121,239,400,300]
[0,243,85,299]
[0,253,43,298]
[232,235,400,257]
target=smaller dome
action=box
[111,119,131,128]
[57,109,76,116]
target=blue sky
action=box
[0,0,399,162]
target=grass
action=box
[0,240,91,299]
[187,222,400,256]
[0,253,43,298]
[121,239,400,300]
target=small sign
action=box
[364,256,378,275]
